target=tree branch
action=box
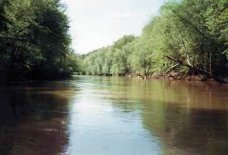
[166,55,228,84]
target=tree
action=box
[81,0,228,82]
[0,0,80,81]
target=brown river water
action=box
[0,76,227,155]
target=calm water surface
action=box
[0,76,227,155]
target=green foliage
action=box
[82,35,136,75]
[0,0,80,81]
[82,0,228,77]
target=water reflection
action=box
[0,76,227,155]
[66,86,161,155]
[0,81,75,155]
[65,76,228,155]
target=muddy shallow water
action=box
[0,76,227,155]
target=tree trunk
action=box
[166,55,228,84]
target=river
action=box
[0,76,227,155]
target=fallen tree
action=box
[166,55,228,84]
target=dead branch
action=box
[166,55,228,84]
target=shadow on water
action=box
[0,81,76,155]
[0,76,227,155]
[87,76,228,155]
[140,101,228,155]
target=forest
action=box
[0,0,227,83]
[82,0,228,83]
[0,0,81,83]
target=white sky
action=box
[61,0,165,54]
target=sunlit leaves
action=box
[82,0,228,77]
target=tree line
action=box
[82,0,228,82]
[0,0,80,82]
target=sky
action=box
[61,0,165,54]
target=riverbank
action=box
[129,72,228,84]
[127,72,205,81]
[87,72,228,84]
[82,71,228,84]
